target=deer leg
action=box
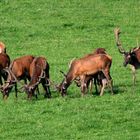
[100,79,107,96]
[0,76,2,85]
[33,90,38,99]
[42,78,51,98]
[24,78,28,85]
[96,78,102,94]
[99,79,106,96]
[3,94,8,100]
[15,83,18,98]
[36,85,40,95]
[94,78,99,94]
[86,78,92,95]
[0,72,3,85]
[102,70,113,95]
[28,92,33,99]
[130,65,136,87]
[46,78,51,98]
[89,79,93,95]
[80,75,87,96]
[2,72,8,84]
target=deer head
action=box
[114,28,139,67]
[0,68,17,98]
[57,70,68,96]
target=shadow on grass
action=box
[112,85,126,95]
[17,83,133,101]
[66,84,128,98]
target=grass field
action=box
[0,0,140,139]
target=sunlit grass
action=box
[0,0,140,139]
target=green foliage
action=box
[0,0,140,139]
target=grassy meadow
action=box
[0,0,140,139]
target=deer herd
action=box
[0,28,140,100]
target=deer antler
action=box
[60,70,67,77]
[68,58,75,68]
[39,71,45,79]
[9,69,18,83]
[4,68,17,83]
[28,70,46,92]
[130,46,140,53]
[114,28,126,54]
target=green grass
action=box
[0,0,140,139]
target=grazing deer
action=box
[1,55,35,99]
[73,48,112,96]
[24,57,51,99]
[114,28,140,87]
[58,53,113,96]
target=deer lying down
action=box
[24,57,51,99]
[58,53,113,96]
[1,55,34,99]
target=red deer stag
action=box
[24,57,51,99]
[114,28,140,88]
[58,53,113,96]
[0,42,6,53]
[73,48,112,96]
[0,53,10,85]
[1,55,34,99]
[75,48,112,96]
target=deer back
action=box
[73,54,112,76]
[11,55,34,78]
